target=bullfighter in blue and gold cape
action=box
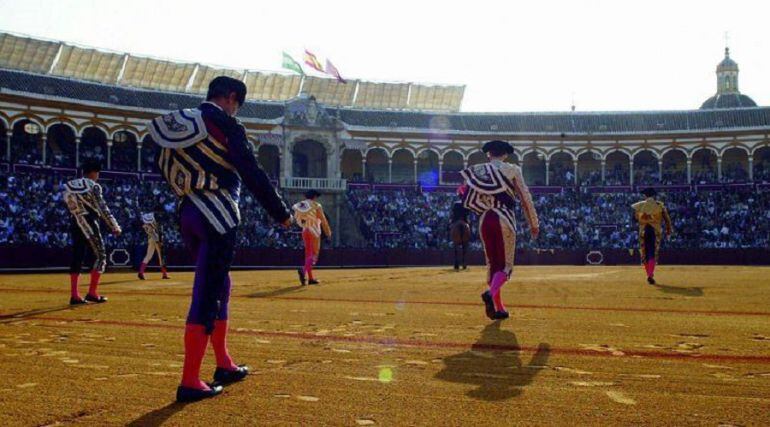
[150,76,291,402]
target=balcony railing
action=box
[280,177,347,192]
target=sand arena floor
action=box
[1,265,769,426]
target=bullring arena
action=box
[1,21,770,427]
[2,266,770,425]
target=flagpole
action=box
[298,74,306,96]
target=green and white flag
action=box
[282,52,305,76]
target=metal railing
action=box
[280,177,347,192]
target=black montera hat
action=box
[305,189,321,199]
[641,187,658,197]
[81,159,102,174]
[481,140,514,156]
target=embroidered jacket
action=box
[292,199,332,238]
[460,159,539,232]
[149,102,290,234]
[63,177,121,233]
[632,198,673,236]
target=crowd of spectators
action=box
[2,172,770,252]
[0,172,301,250]
[346,188,456,249]
[346,186,770,251]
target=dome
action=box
[700,93,757,109]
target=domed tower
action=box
[701,47,757,109]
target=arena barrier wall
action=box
[1,245,769,271]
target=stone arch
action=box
[505,152,520,165]
[391,148,415,183]
[46,123,77,168]
[79,126,108,166]
[340,149,363,182]
[577,150,601,186]
[442,150,464,184]
[111,130,138,171]
[467,150,486,166]
[292,139,328,178]
[140,134,160,173]
[78,121,110,137]
[522,151,546,186]
[10,119,44,165]
[633,149,659,186]
[604,150,630,186]
[721,146,749,183]
[416,149,439,186]
[661,148,687,184]
[365,147,389,183]
[258,144,281,180]
[548,151,573,186]
[753,145,770,182]
[691,147,718,184]
[45,117,78,135]
[10,114,45,130]
[108,127,141,142]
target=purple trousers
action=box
[180,200,236,333]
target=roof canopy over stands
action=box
[2,68,770,133]
[0,31,464,112]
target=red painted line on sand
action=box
[1,287,769,318]
[9,315,770,364]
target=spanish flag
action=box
[304,49,324,72]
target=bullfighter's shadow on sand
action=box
[652,282,704,297]
[435,321,550,401]
[127,402,187,427]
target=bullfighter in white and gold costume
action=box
[293,190,332,285]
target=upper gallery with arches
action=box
[2,66,770,187]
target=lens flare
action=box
[378,367,393,383]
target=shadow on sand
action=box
[245,285,306,299]
[652,283,704,297]
[435,321,550,401]
[127,402,188,427]
[0,304,87,323]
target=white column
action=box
[601,160,606,185]
[545,159,550,186]
[75,137,81,168]
[40,134,47,165]
[573,158,578,186]
[438,160,443,185]
[107,140,113,170]
[283,145,293,180]
[658,158,664,182]
[629,159,634,186]
[717,157,722,182]
[413,159,418,183]
[748,156,754,182]
[686,159,692,184]
[137,144,142,172]
[5,130,12,163]
[388,159,393,183]
[361,156,366,182]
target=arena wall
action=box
[2,246,769,271]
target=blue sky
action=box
[0,0,767,112]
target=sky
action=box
[0,0,767,112]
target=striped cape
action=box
[460,160,539,233]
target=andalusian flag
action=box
[282,52,304,76]
[304,49,324,72]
